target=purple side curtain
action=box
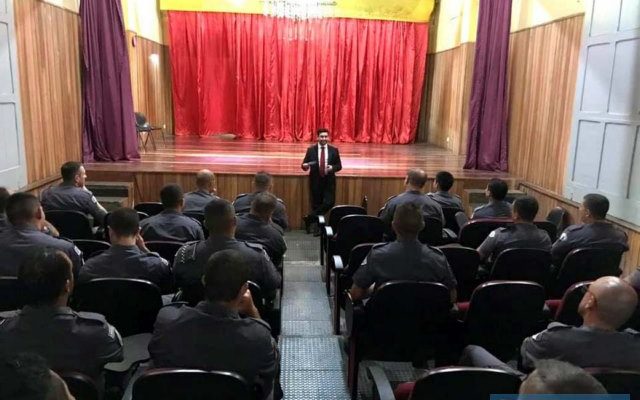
[80,0,139,161]
[464,0,512,171]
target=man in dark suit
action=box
[301,128,342,233]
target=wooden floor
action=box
[86,135,509,179]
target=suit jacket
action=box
[302,144,342,183]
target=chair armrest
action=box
[442,228,458,240]
[333,255,344,272]
[317,215,326,227]
[367,365,395,400]
[324,226,334,241]
[345,292,365,337]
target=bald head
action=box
[196,169,215,191]
[520,360,606,395]
[405,168,427,190]
[579,276,638,330]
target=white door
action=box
[0,0,26,189]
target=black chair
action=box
[319,205,366,266]
[368,365,521,400]
[442,207,464,234]
[58,371,99,400]
[0,276,25,312]
[463,281,546,361]
[438,246,480,302]
[554,281,591,326]
[345,281,452,399]
[72,239,111,261]
[145,241,184,266]
[134,202,164,217]
[533,221,558,242]
[135,112,164,151]
[458,219,510,249]
[489,248,552,287]
[418,217,444,246]
[185,211,209,238]
[589,369,640,400]
[247,280,281,337]
[71,278,162,337]
[552,248,623,298]
[45,210,95,240]
[325,215,384,294]
[331,243,376,334]
[132,369,253,400]
[547,206,571,235]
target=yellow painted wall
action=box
[432,0,585,53]
[121,0,165,44]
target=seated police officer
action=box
[0,193,82,276]
[40,161,107,226]
[427,171,463,210]
[350,202,457,302]
[460,276,640,373]
[471,178,512,220]
[174,198,281,304]
[235,192,287,267]
[379,168,444,237]
[477,196,551,263]
[234,171,289,231]
[183,169,219,214]
[140,184,204,242]
[551,193,628,267]
[149,249,278,400]
[0,187,10,230]
[0,249,123,383]
[79,207,173,293]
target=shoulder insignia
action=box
[176,241,199,264]
[276,197,285,204]
[244,241,265,252]
[371,242,390,250]
[427,245,444,255]
[91,195,98,204]
[547,322,571,331]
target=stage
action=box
[86,136,513,229]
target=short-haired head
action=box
[60,161,83,184]
[513,196,539,222]
[251,192,277,219]
[582,193,609,221]
[578,276,638,330]
[254,171,273,192]
[202,249,250,302]
[520,360,607,395]
[0,353,74,400]
[108,208,140,237]
[406,168,428,189]
[435,171,454,192]
[160,184,184,209]
[392,202,425,238]
[19,248,73,307]
[204,198,236,234]
[317,128,329,136]
[487,178,508,201]
[0,187,11,214]
[195,169,215,191]
[6,193,42,226]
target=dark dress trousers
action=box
[302,144,342,216]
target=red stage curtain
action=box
[168,12,428,144]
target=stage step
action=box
[86,181,134,209]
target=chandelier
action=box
[262,0,335,20]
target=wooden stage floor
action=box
[86,136,509,179]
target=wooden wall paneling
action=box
[507,15,584,194]
[14,0,82,185]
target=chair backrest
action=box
[547,206,571,234]
[328,206,367,231]
[45,210,94,240]
[418,217,444,246]
[588,369,640,400]
[361,196,368,213]
[459,219,511,248]
[134,202,164,217]
[58,371,99,400]
[554,281,591,326]
[145,241,184,266]
[438,246,480,302]
[335,215,384,262]
[184,211,209,238]
[554,248,623,297]
[363,281,452,361]
[71,278,162,336]
[533,220,558,242]
[247,280,266,317]
[442,207,463,233]
[132,369,253,400]
[410,367,522,400]
[0,276,25,312]
[490,248,552,286]
[466,281,546,360]
[72,239,111,261]
[134,112,148,127]
[344,243,376,277]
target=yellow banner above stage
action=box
[159,0,434,23]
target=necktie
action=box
[320,146,326,177]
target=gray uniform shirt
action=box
[380,190,445,227]
[428,191,463,210]
[183,190,218,213]
[233,192,289,231]
[352,239,457,290]
[551,222,629,267]
[149,301,277,399]
[521,322,640,371]
[41,184,107,225]
[0,305,123,380]
[78,244,173,293]
[0,225,83,276]
[235,214,287,267]
[140,209,204,242]
[471,200,512,220]
[477,222,552,262]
